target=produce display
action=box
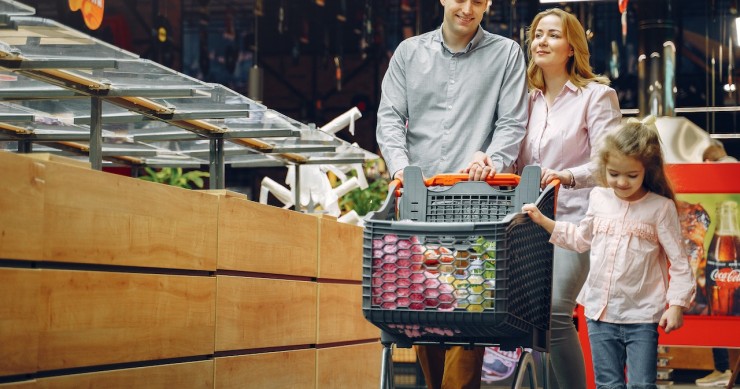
[370,233,497,312]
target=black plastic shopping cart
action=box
[362,165,559,389]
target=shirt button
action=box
[448,105,452,110]
[451,80,456,84]
[441,156,447,160]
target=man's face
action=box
[440,0,487,40]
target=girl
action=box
[522,117,695,389]
[515,8,622,389]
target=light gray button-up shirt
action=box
[376,26,528,178]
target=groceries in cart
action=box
[370,234,496,312]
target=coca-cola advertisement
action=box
[676,194,740,316]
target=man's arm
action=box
[376,43,410,180]
[485,41,528,173]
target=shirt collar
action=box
[434,25,484,54]
[531,79,580,97]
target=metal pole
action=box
[209,137,225,189]
[90,96,103,170]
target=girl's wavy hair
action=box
[594,117,676,203]
[525,8,610,91]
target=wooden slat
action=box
[38,270,215,371]
[36,361,213,389]
[317,283,378,344]
[0,152,44,260]
[215,276,317,351]
[20,153,90,169]
[0,268,40,377]
[0,381,36,388]
[316,343,382,389]
[214,349,315,389]
[42,161,218,271]
[317,217,363,281]
[217,198,318,277]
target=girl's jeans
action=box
[586,319,659,389]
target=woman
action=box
[518,8,622,389]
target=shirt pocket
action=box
[623,220,659,268]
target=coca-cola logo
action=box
[711,268,740,287]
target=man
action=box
[376,0,528,387]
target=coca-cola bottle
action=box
[705,200,740,316]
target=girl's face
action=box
[605,152,648,202]
[530,14,573,72]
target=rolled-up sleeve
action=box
[570,87,622,189]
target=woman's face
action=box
[530,14,573,72]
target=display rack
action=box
[0,0,377,197]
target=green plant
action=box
[139,167,209,189]
[338,160,389,216]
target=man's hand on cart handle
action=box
[460,151,496,181]
[522,204,555,234]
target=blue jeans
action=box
[586,319,658,389]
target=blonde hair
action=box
[702,141,728,162]
[525,8,610,91]
[594,117,676,202]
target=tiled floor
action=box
[392,362,735,389]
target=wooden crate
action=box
[215,276,317,351]
[41,161,218,270]
[38,269,215,371]
[0,268,40,377]
[316,343,382,389]
[214,349,316,389]
[317,216,363,281]
[0,152,45,261]
[316,282,379,344]
[217,197,318,277]
[36,361,213,389]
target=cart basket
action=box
[362,165,557,350]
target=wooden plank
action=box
[0,381,36,388]
[0,268,40,377]
[215,276,317,351]
[36,361,213,389]
[20,153,90,169]
[659,346,714,370]
[38,269,215,370]
[317,283,378,344]
[217,198,318,277]
[317,218,363,281]
[214,349,315,389]
[316,343,382,389]
[200,189,248,200]
[42,162,218,271]
[0,152,44,260]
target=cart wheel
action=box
[510,350,537,389]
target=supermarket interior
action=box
[0,0,739,388]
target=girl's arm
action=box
[522,203,555,233]
[658,200,697,311]
[521,203,593,253]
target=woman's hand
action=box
[541,168,574,189]
[460,151,495,181]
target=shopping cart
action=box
[362,165,558,389]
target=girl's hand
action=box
[522,203,545,224]
[460,151,495,181]
[659,306,684,333]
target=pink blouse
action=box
[551,187,696,323]
[518,81,621,223]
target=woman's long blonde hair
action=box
[594,118,676,203]
[525,8,610,91]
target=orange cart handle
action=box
[390,173,520,190]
